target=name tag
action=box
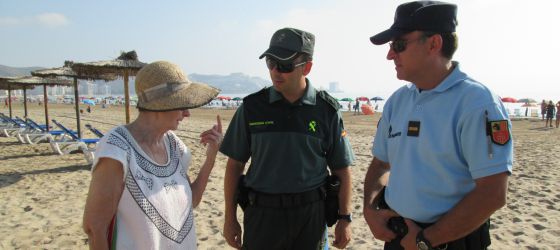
[407,121,420,137]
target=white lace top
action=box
[92,126,197,250]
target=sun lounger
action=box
[0,113,10,126]
[20,118,75,144]
[12,116,43,143]
[85,124,104,138]
[50,119,100,164]
[0,116,28,138]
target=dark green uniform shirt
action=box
[220,80,354,193]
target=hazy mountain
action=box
[0,65,44,77]
[190,72,270,94]
[1,64,270,95]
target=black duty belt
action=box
[248,187,325,208]
[378,187,491,250]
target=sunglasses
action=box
[266,58,307,73]
[389,38,424,53]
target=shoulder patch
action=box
[318,90,341,110]
[487,120,510,145]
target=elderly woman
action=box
[83,61,221,249]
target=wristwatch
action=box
[337,214,352,222]
[416,230,434,250]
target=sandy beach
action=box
[1,103,559,249]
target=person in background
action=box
[83,61,221,250]
[545,100,555,128]
[556,101,560,128]
[354,99,360,115]
[221,27,354,250]
[541,100,547,120]
[363,2,513,249]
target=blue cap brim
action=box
[370,28,409,45]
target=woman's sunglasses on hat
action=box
[266,58,307,73]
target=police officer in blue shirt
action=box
[363,2,513,250]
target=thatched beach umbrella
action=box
[32,64,116,137]
[0,76,34,118]
[8,76,72,131]
[70,51,147,124]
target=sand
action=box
[1,103,559,249]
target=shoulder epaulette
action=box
[243,87,269,102]
[318,90,341,110]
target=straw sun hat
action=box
[135,61,220,111]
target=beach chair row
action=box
[0,113,104,164]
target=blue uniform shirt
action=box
[373,62,513,223]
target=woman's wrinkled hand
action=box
[199,115,223,154]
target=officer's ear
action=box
[428,35,443,55]
[302,61,313,76]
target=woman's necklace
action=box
[128,123,167,164]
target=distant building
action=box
[104,84,111,96]
[329,81,341,92]
[86,80,94,97]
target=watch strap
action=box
[416,230,434,250]
[337,214,352,222]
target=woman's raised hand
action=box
[200,115,223,154]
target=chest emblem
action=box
[308,120,317,132]
[388,125,401,138]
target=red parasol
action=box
[356,96,369,101]
[501,97,517,103]
[216,96,231,101]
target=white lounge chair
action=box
[49,119,100,164]
[0,116,28,138]
[20,118,75,144]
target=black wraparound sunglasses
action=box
[389,38,424,53]
[266,58,307,73]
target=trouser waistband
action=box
[378,187,491,250]
[248,187,325,208]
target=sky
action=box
[1,0,558,101]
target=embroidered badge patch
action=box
[488,120,510,145]
[407,121,420,137]
[308,120,317,132]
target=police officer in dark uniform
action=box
[220,27,355,250]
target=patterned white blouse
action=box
[92,126,197,250]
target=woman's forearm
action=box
[190,152,217,208]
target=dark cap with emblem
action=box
[370,1,458,45]
[259,27,315,62]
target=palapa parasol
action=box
[1,76,34,118]
[70,51,147,124]
[32,63,116,138]
[8,76,73,131]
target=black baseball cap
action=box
[370,1,458,45]
[259,27,315,62]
